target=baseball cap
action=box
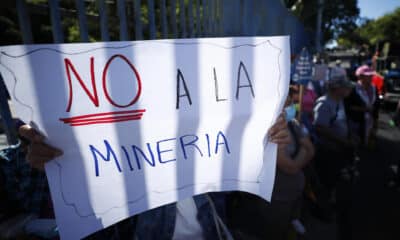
[328,75,355,89]
[355,65,375,77]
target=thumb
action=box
[18,125,45,142]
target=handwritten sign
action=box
[0,37,290,239]
[292,48,313,85]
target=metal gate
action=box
[1,0,310,145]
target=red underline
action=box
[69,115,142,126]
[61,113,143,124]
[59,109,146,126]
[60,109,146,122]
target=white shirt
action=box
[172,197,204,240]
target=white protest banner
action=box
[0,36,290,239]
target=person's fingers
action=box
[269,121,287,139]
[270,125,290,141]
[271,131,290,144]
[18,125,45,143]
[268,114,287,138]
[28,142,63,158]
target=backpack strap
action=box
[329,103,340,127]
[287,120,300,158]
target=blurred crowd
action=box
[0,53,400,240]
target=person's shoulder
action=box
[315,95,328,105]
[314,95,333,112]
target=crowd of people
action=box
[0,55,398,240]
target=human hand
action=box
[268,113,291,145]
[19,125,63,170]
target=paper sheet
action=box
[0,36,290,239]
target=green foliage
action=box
[1,0,202,45]
[338,7,400,49]
[285,0,359,45]
[0,1,22,45]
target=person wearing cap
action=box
[313,75,355,191]
[344,65,379,146]
[312,75,356,240]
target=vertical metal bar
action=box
[147,0,156,39]
[201,0,207,36]
[117,0,128,40]
[170,0,178,38]
[215,0,220,36]
[179,0,186,38]
[241,0,248,35]
[160,0,168,38]
[48,0,64,43]
[195,0,200,37]
[207,0,213,36]
[221,0,241,36]
[98,0,110,41]
[16,0,33,44]
[0,74,18,145]
[247,0,255,35]
[134,0,143,40]
[315,0,324,52]
[218,0,224,36]
[187,0,194,38]
[210,0,215,36]
[75,0,89,42]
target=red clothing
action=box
[372,74,384,95]
[302,88,317,113]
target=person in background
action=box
[369,52,385,101]
[313,75,356,240]
[313,75,354,192]
[289,83,317,134]
[227,87,314,240]
[345,65,379,146]
[302,82,318,132]
[270,86,315,239]
[371,73,384,100]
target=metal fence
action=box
[15,0,225,43]
[1,0,310,145]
